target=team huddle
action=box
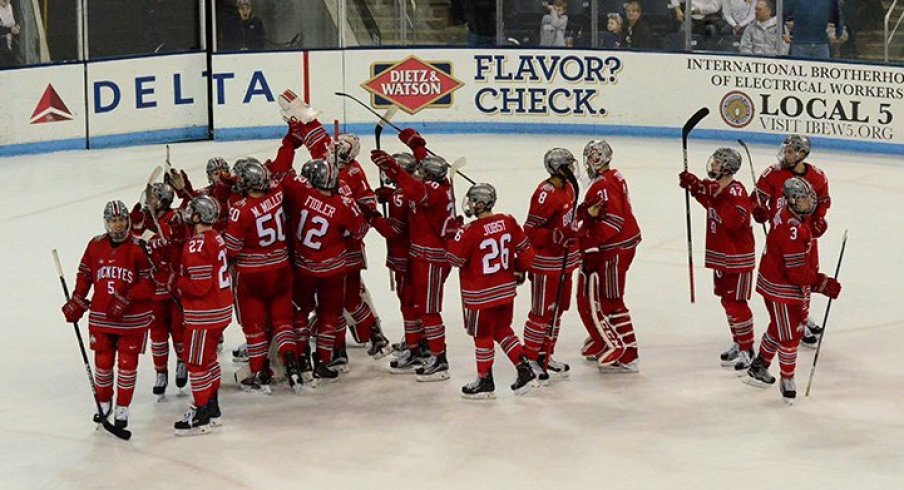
[59,89,841,437]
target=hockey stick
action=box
[335,91,478,184]
[375,106,399,218]
[682,108,709,303]
[52,250,132,441]
[737,139,768,237]
[545,165,580,361]
[805,229,848,397]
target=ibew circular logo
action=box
[720,91,755,129]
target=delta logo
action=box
[31,84,73,124]
[361,56,463,114]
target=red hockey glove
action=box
[399,128,426,150]
[443,215,464,239]
[811,217,828,238]
[62,294,89,323]
[577,198,607,220]
[359,205,382,224]
[678,171,699,190]
[108,292,131,321]
[375,186,395,205]
[153,264,175,292]
[168,214,190,245]
[283,121,306,149]
[581,251,602,275]
[752,205,770,224]
[371,150,397,170]
[812,273,841,300]
[552,227,577,247]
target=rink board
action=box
[2,49,903,155]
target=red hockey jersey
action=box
[756,208,822,305]
[693,179,756,272]
[223,189,290,273]
[75,235,154,334]
[754,163,831,228]
[371,187,410,273]
[523,179,580,274]
[447,214,533,309]
[580,168,642,252]
[177,230,234,329]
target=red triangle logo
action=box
[30,84,74,124]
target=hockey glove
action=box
[752,205,770,224]
[514,271,526,285]
[678,171,699,190]
[360,205,382,223]
[812,273,841,300]
[108,292,131,321]
[371,150,397,171]
[811,217,828,238]
[278,89,321,124]
[399,128,426,150]
[283,121,306,149]
[552,227,577,248]
[62,294,89,323]
[443,216,465,240]
[375,186,394,205]
[577,198,607,220]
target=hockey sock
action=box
[94,350,115,403]
[115,352,139,407]
[522,319,547,360]
[350,302,377,343]
[474,336,494,377]
[494,326,525,366]
[777,342,799,379]
[273,323,296,358]
[424,314,446,355]
[173,341,184,361]
[293,317,311,355]
[209,361,222,392]
[245,332,268,374]
[723,298,755,352]
[316,324,336,364]
[758,333,779,365]
[151,340,169,372]
[334,316,348,351]
[188,364,214,407]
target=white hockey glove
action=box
[278,89,321,124]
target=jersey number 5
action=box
[480,233,512,274]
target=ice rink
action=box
[1,133,901,489]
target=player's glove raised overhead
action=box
[812,273,841,300]
[679,171,719,197]
[62,294,89,323]
[399,128,426,149]
[278,89,321,124]
[371,149,397,171]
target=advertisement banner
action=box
[86,52,208,148]
[0,63,86,155]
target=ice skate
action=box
[311,360,339,388]
[284,355,304,395]
[328,348,350,374]
[208,391,222,427]
[720,343,740,367]
[153,370,168,399]
[511,360,540,395]
[113,406,129,429]
[238,370,272,395]
[175,360,188,391]
[801,319,823,350]
[543,355,570,380]
[366,326,392,360]
[299,350,314,384]
[416,352,450,382]
[732,349,754,375]
[528,359,549,386]
[742,356,776,388]
[390,335,407,357]
[93,401,111,425]
[387,347,426,374]
[597,359,639,374]
[461,372,495,399]
[174,404,211,437]
[232,343,249,363]
[780,377,797,405]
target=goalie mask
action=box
[236,157,270,193]
[583,139,613,175]
[544,147,580,179]
[419,155,449,182]
[186,195,221,225]
[334,133,361,165]
[463,183,497,218]
[778,134,811,169]
[103,200,131,243]
[206,157,229,183]
[308,158,339,191]
[394,152,418,174]
[783,177,817,216]
[148,182,175,211]
[707,148,742,179]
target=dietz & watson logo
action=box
[31,84,74,124]
[719,91,755,129]
[361,56,463,114]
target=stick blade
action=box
[682,108,710,139]
[101,420,132,440]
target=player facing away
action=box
[172,195,234,435]
[61,201,155,429]
[371,132,457,381]
[447,183,540,398]
[679,148,757,371]
[744,177,841,405]
[752,135,831,349]
[521,148,580,382]
[223,158,297,394]
[576,139,643,373]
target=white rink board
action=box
[0,63,86,150]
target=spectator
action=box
[783,0,844,59]
[539,0,569,47]
[600,13,625,49]
[221,0,265,51]
[0,0,20,67]
[669,0,730,37]
[722,0,756,35]
[450,0,513,47]
[624,1,656,50]
[739,0,788,56]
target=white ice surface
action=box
[0,134,902,489]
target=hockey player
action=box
[140,183,189,397]
[521,148,580,382]
[371,135,457,381]
[744,177,841,404]
[223,158,296,393]
[61,201,155,429]
[172,195,234,435]
[679,148,757,370]
[448,183,539,398]
[752,135,831,348]
[576,139,643,373]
